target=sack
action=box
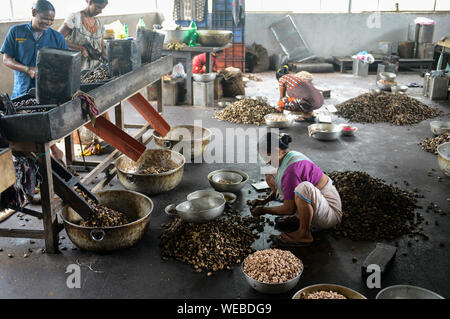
[172,62,186,78]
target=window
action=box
[1,0,13,21]
[2,0,157,21]
[435,0,450,11]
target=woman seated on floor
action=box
[250,132,342,246]
[276,65,324,123]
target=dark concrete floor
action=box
[0,71,449,299]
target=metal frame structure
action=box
[0,56,173,253]
[269,15,315,63]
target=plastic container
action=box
[352,58,369,77]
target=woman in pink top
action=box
[251,133,342,246]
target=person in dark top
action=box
[0,0,68,99]
[276,65,324,122]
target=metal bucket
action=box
[61,190,153,252]
[116,149,185,195]
[153,125,212,160]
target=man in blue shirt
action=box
[1,0,68,99]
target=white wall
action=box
[245,12,450,58]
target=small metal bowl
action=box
[207,169,249,192]
[377,80,396,91]
[379,72,397,81]
[265,113,294,129]
[212,171,243,185]
[308,123,342,141]
[430,121,450,135]
[391,85,408,94]
[292,284,366,299]
[164,204,178,218]
[221,192,237,204]
[193,72,217,82]
[187,189,225,201]
[376,285,444,299]
[176,196,226,223]
[242,259,303,294]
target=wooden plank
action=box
[0,229,45,239]
[124,124,145,129]
[127,92,170,136]
[114,102,124,130]
[64,135,75,166]
[85,116,146,162]
[52,173,92,220]
[156,79,163,113]
[8,141,37,153]
[0,148,16,193]
[80,123,151,185]
[19,207,43,219]
[35,143,59,253]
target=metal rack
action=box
[211,0,246,71]
[0,56,173,253]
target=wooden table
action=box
[162,43,232,105]
[0,56,173,253]
[333,55,434,73]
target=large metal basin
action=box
[242,259,303,295]
[292,284,366,299]
[157,28,192,44]
[437,142,450,176]
[376,285,443,299]
[153,125,212,161]
[116,149,185,195]
[61,190,153,252]
[197,30,232,47]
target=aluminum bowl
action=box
[377,80,396,91]
[157,28,191,44]
[212,171,243,185]
[221,192,237,204]
[242,260,303,294]
[207,169,249,192]
[376,285,444,299]
[164,204,178,219]
[308,124,342,141]
[430,121,450,135]
[176,196,225,223]
[292,284,366,299]
[116,149,185,195]
[391,85,408,94]
[193,72,217,82]
[187,189,225,201]
[437,142,450,176]
[379,72,397,81]
[153,125,212,160]
[197,30,232,47]
[265,113,293,129]
[61,190,153,252]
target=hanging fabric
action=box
[173,0,207,22]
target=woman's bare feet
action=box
[280,230,314,244]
